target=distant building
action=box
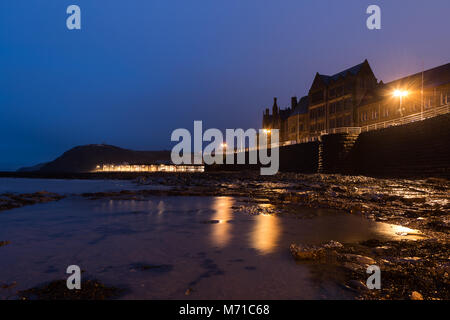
[261,61,450,143]
[94,164,204,173]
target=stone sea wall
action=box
[207,114,450,178]
[345,113,450,178]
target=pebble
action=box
[410,291,423,300]
[341,254,376,265]
[348,280,368,291]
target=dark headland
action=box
[12,144,171,175]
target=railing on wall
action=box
[360,104,450,133]
[297,103,450,144]
[221,104,450,153]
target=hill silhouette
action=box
[19,144,171,173]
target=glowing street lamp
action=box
[261,129,272,148]
[220,142,227,156]
[393,90,408,117]
[393,90,408,97]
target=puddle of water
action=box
[0,195,422,299]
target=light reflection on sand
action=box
[210,197,234,248]
[250,213,281,254]
[375,224,426,240]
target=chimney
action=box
[291,96,297,109]
[272,97,278,115]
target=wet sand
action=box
[0,174,448,300]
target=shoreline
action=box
[2,170,450,181]
[80,172,449,299]
[1,172,448,299]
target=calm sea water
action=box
[0,178,164,194]
[0,178,421,299]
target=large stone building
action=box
[357,63,450,127]
[262,60,450,143]
[287,96,309,142]
[308,59,377,133]
[262,97,292,142]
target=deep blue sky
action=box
[1,1,449,170]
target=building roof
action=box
[358,62,450,108]
[318,61,366,85]
[279,108,292,120]
[290,96,309,115]
[384,62,450,89]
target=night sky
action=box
[1,0,449,170]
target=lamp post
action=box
[220,143,227,153]
[262,129,271,147]
[220,142,227,164]
[393,90,408,117]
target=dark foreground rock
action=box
[290,239,450,300]
[0,191,65,212]
[18,279,124,300]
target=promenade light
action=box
[393,90,408,97]
[393,90,409,117]
[221,143,227,148]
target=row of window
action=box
[290,123,305,133]
[329,86,344,98]
[360,92,450,123]
[424,92,450,108]
[311,90,324,104]
[329,98,352,114]
[330,115,352,128]
[443,92,450,105]
[360,111,374,122]
[360,106,391,122]
[310,106,326,120]
[288,91,449,131]
[273,90,450,134]
[311,84,354,104]
[310,122,325,132]
[310,97,355,120]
